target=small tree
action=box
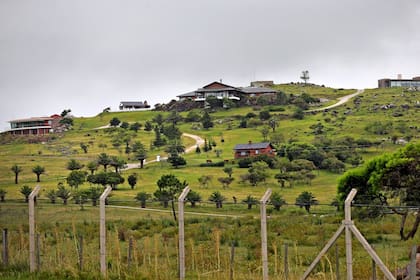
[198,175,212,188]
[11,164,23,184]
[260,126,270,141]
[120,122,129,129]
[57,184,71,205]
[155,174,186,221]
[242,195,258,209]
[270,192,286,211]
[130,122,142,132]
[0,189,7,202]
[269,118,277,132]
[153,126,166,147]
[109,156,127,173]
[80,142,88,153]
[218,177,234,189]
[135,192,151,208]
[97,153,111,171]
[87,187,102,206]
[87,161,98,175]
[46,189,57,204]
[73,190,88,210]
[67,170,87,189]
[295,191,318,213]
[153,114,164,126]
[167,153,187,168]
[144,121,153,131]
[259,111,271,121]
[186,191,202,208]
[20,185,32,203]
[66,159,84,171]
[134,142,147,168]
[223,167,233,178]
[201,111,213,129]
[109,117,121,127]
[128,173,138,189]
[32,165,45,182]
[209,191,225,208]
[247,161,270,186]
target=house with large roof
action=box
[119,101,150,110]
[233,141,276,159]
[8,115,63,135]
[177,81,277,102]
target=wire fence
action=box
[0,197,417,279]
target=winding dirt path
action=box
[305,89,364,113]
[123,133,204,170]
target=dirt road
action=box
[123,133,204,170]
[305,89,364,113]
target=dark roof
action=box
[197,87,242,93]
[9,116,54,123]
[240,87,277,94]
[120,101,146,106]
[176,91,199,98]
[233,142,273,150]
[202,81,239,89]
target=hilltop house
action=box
[177,81,277,102]
[8,115,63,135]
[119,101,150,110]
[378,76,420,88]
[233,141,276,159]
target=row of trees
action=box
[11,164,45,184]
[3,180,318,216]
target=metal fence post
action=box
[29,185,41,272]
[178,186,190,280]
[344,189,357,280]
[260,188,272,280]
[100,186,112,277]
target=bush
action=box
[238,154,277,169]
[199,161,225,167]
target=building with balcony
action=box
[8,115,62,135]
[177,81,277,102]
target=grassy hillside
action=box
[1,85,419,201]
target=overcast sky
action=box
[1,0,419,131]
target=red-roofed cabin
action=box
[233,141,275,159]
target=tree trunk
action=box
[15,174,18,184]
[401,209,420,240]
[191,202,196,208]
[36,175,40,182]
[248,204,252,210]
[141,201,146,208]
[140,160,144,169]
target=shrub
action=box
[199,161,225,167]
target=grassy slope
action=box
[1,85,419,203]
